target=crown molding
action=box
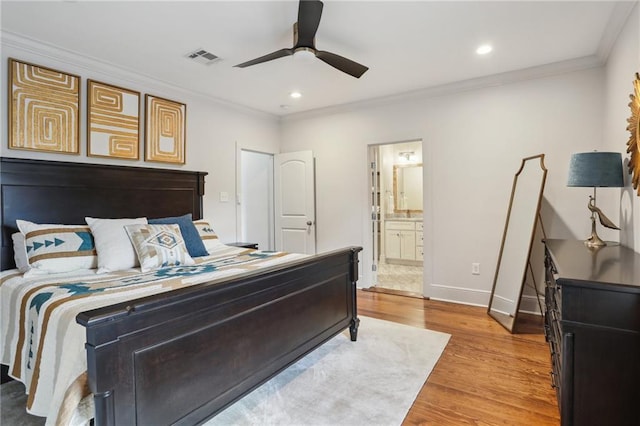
[281,55,605,123]
[595,1,638,63]
[281,2,637,123]
[1,30,278,121]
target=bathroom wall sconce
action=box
[398,151,415,161]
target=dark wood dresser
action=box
[543,239,640,426]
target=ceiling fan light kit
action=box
[234,0,368,79]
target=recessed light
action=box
[290,91,302,99]
[476,44,493,55]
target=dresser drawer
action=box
[385,221,416,231]
[561,285,640,331]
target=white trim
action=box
[595,2,639,63]
[4,0,634,123]
[281,55,604,122]
[236,146,276,249]
[363,139,429,297]
[235,142,242,242]
[519,294,544,315]
[429,283,544,314]
[1,30,275,120]
[429,283,490,307]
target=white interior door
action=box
[238,149,274,250]
[274,151,316,254]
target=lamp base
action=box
[585,217,607,248]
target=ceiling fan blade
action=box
[296,0,323,47]
[315,50,368,78]
[234,48,294,68]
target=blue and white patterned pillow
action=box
[193,220,224,254]
[12,232,30,273]
[16,220,98,276]
[149,214,208,257]
[124,224,195,272]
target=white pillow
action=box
[16,220,98,276]
[124,224,195,272]
[12,232,30,273]
[86,217,147,273]
[193,220,225,254]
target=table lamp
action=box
[567,152,624,247]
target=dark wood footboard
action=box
[77,246,361,426]
[0,157,361,423]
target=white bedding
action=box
[0,244,306,425]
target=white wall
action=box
[4,11,637,305]
[281,67,605,305]
[1,33,281,243]
[603,3,640,252]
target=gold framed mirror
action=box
[627,72,640,195]
[488,154,547,333]
[393,163,423,213]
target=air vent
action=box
[185,48,221,65]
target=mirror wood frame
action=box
[393,163,423,213]
[488,154,547,333]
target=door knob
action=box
[306,221,313,226]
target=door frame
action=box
[235,145,276,249]
[362,138,432,298]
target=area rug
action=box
[1,316,449,426]
[207,316,450,426]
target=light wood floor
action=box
[357,290,560,425]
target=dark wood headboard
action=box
[0,157,207,271]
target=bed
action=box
[0,157,361,425]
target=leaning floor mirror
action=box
[488,154,547,333]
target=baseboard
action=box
[362,286,425,299]
[519,293,544,315]
[428,283,544,314]
[428,283,490,307]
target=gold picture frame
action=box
[144,94,186,164]
[8,58,80,154]
[87,80,140,160]
[627,72,640,195]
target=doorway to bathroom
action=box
[368,140,424,296]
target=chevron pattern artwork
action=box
[144,94,186,164]
[9,58,80,154]
[88,80,140,159]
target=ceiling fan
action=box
[234,0,369,79]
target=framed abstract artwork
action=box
[144,94,186,164]
[8,58,80,154]
[87,80,140,160]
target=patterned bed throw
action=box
[0,245,306,425]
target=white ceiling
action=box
[1,1,635,116]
